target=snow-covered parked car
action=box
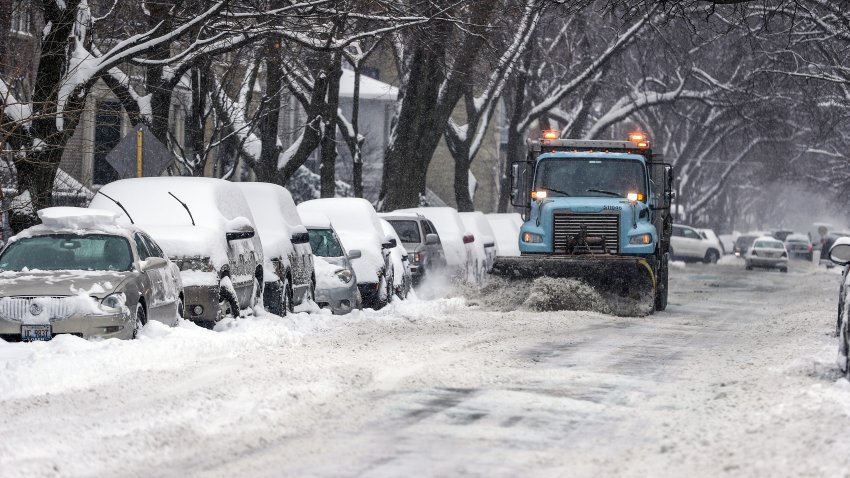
[298,198,394,309]
[0,208,183,342]
[301,212,362,315]
[379,212,446,286]
[90,177,263,327]
[380,218,412,299]
[744,236,788,272]
[484,213,522,257]
[830,238,850,375]
[671,224,721,263]
[396,207,474,282]
[459,211,497,279]
[235,183,315,315]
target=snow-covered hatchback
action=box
[0,208,183,342]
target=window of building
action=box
[93,101,123,186]
[10,2,32,35]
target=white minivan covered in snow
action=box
[90,177,263,327]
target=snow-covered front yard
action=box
[1,261,849,477]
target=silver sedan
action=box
[0,211,183,341]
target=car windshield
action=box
[736,236,756,248]
[0,234,133,272]
[308,229,344,257]
[754,241,783,249]
[534,157,647,199]
[388,220,421,243]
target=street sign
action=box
[104,124,174,178]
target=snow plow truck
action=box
[492,131,674,315]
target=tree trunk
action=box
[351,68,363,198]
[497,58,530,212]
[320,53,342,198]
[257,38,283,183]
[454,148,474,212]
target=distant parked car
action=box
[484,213,522,257]
[771,229,794,242]
[298,198,394,309]
[301,212,362,315]
[379,212,446,286]
[0,208,183,342]
[459,211,497,279]
[90,177,263,327]
[235,183,315,315]
[733,234,758,257]
[671,224,721,263]
[396,207,474,282]
[821,232,850,268]
[784,233,813,261]
[380,219,412,299]
[828,238,850,375]
[745,236,788,272]
[698,228,725,255]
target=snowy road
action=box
[2,260,850,477]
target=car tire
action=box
[218,278,240,319]
[704,249,719,264]
[283,276,294,315]
[780,267,788,273]
[174,296,184,326]
[132,302,146,339]
[745,262,753,271]
[655,253,669,312]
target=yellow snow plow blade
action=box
[490,255,656,316]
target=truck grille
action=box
[553,213,620,254]
[0,296,75,322]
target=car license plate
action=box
[21,325,52,342]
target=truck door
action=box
[510,158,534,220]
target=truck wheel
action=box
[655,254,669,312]
[704,249,719,264]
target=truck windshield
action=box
[534,158,647,199]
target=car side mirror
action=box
[141,257,168,271]
[290,232,310,245]
[348,249,362,260]
[382,238,397,249]
[226,229,255,241]
[463,234,474,244]
[830,243,850,265]
[425,233,439,245]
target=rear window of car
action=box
[754,240,783,249]
[388,220,421,243]
[0,234,133,271]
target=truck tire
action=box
[655,253,669,312]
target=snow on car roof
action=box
[91,177,256,229]
[299,211,332,228]
[459,212,495,244]
[754,236,781,243]
[785,234,809,242]
[38,207,120,229]
[378,212,422,221]
[235,182,304,232]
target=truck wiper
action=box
[168,192,196,226]
[586,189,622,198]
[540,186,571,197]
[95,191,134,224]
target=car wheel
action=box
[745,262,753,271]
[133,302,146,339]
[174,297,184,326]
[284,276,294,315]
[655,254,669,312]
[218,278,240,319]
[780,267,788,273]
[704,250,719,264]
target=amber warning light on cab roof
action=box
[542,130,559,140]
[629,132,650,149]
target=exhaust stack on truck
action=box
[492,132,674,315]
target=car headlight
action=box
[175,257,214,272]
[629,233,653,245]
[336,268,353,284]
[522,232,544,243]
[101,293,126,310]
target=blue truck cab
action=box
[503,132,675,311]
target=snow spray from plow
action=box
[487,256,656,317]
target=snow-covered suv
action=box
[671,224,722,263]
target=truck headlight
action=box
[336,268,353,284]
[629,234,652,245]
[522,232,544,243]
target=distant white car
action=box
[485,213,522,257]
[380,218,412,299]
[697,228,725,255]
[459,212,497,281]
[745,236,788,272]
[671,224,722,263]
[396,207,474,283]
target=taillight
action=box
[808,244,813,252]
[463,234,474,244]
[781,252,787,258]
[751,250,757,256]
